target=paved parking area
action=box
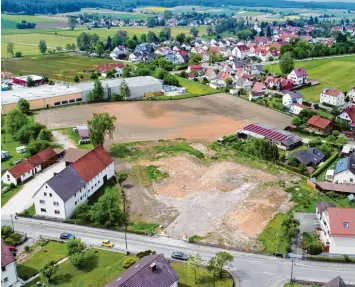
[295,213,320,233]
[2,161,66,215]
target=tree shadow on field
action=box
[51,273,73,285]
[81,252,98,272]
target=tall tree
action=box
[176,33,186,44]
[185,253,203,284]
[6,109,28,134]
[90,187,126,227]
[190,27,199,37]
[207,25,214,36]
[140,33,147,43]
[38,40,47,55]
[279,51,295,74]
[17,98,30,114]
[92,79,104,102]
[208,251,234,279]
[147,31,157,43]
[6,43,14,57]
[68,16,77,30]
[95,41,104,56]
[113,30,128,46]
[119,79,131,100]
[42,261,58,282]
[26,76,35,87]
[88,112,116,145]
[67,238,85,256]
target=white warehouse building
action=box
[32,145,114,219]
[74,76,163,101]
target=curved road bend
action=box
[2,216,355,287]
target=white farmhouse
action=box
[231,44,250,59]
[320,88,345,107]
[347,88,355,102]
[1,241,18,287]
[337,106,355,129]
[290,103,307,115]
[33,145,115,219]
[318,207,355,255]
[282,91,303,108]
[287,68,308,85]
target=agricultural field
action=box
[1,15,67,30]
[1,54,114,81]
[1,42,42,58]
[36,93,291,143]
[62,8,149,20]
[265,56,355,102]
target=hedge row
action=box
[311,152,339,178]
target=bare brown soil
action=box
[123,149,298,249]
[37,94,291,144]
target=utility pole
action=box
[10,214,15,232]
[117,174,128,255]
[290,258,294,282]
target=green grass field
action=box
[1,42,42,57]
[176,76,217,95]
[23,249,136,287]
[59,128,94,150]
[1,54,114,81]
[1,186,22,207]
[1,15,62,30]
[17,241,67,280]
[265,56,355,102]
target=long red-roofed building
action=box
[32,145,115,219]
[237,123,302,150]
[1,147,59,186]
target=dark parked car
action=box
[60,233,75,240]
[171,251,189,261]
[18,235,27,245]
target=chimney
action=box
[150,262,156,272]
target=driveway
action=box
[52,130,75,149]
[2,161,66,215]
[295,213,320,233]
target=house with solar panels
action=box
[236,123,302,150]
[32,145,114,219]
[326,155,355,184]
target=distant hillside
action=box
[2,0,355,15]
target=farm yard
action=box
[265,56,355,102]
[36,93,292,143]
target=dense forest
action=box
[2,0,355,15]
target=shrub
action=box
[67,238,85,255]
[69,252,87,269]
[137,250,156,259]
[122,257,137,269]
[1,225,13,239]
[309,243,323,255]
[15,51,22,57]
[24,246,30,253]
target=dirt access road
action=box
[36,93,291,143]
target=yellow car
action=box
[101,240,114,248]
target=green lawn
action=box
[17,241,67,280]
[176,76,217,96]
[265,56,355,102]
[23,249,135,287]
[172,263,234,287]
[1,185,22,207]
[1,54,114,81]
[2,15,63,24]
[59,128,94,150]
[258,213,290,254]
[1,132,29,170]
[1,42,43,57]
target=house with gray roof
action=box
[32,145,115,219]
[331,155,355,184]
[105,254,178,287]
[292,147,325,166]
[282,91,303,108]
[322,276,348,287]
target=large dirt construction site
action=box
[36,93,291,143]
[123,145,299,250]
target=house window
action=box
[75,201,77,205]
[44,192,47,196]
[53,202,59,206]
[4,277,8,283]
[62,100,68,105]
[7,175,10,179]
[76,98,82,102]
[46,186,48,189]
[80,196,82,200]
[2,266,6,271]
[69,99,75,103]
[40,208,46,212]
[49,193,52,197]
[54,102,61,106]
[40,200,45,204]
[54,210,60,214]
[344,222,349,228]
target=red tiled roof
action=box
[327,208,355,237]
[189,64,203,71]
[242,123,287,142]
[8,147,57,179]
[209,46,221,53]
[97,63,124,73]
[252,82,266,92]
[236,44,249,52]
[71,145,113,182]
[1,240,16,267]
[322,88,342,97]
[344,106,355,124]
[292,68,308,77]
[307,115,332,129]
[177,50,189,56]
[205,68,215,77]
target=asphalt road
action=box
[3,216,355,287]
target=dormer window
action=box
[344,222,349,228]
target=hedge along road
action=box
[36,93,292,144]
